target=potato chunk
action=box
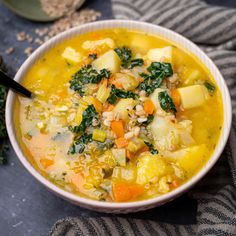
[114,73,139,91]
[62,47,81,64]
[165,145,208,176]
[177,85,206,109]
[136,154,170,184]
[82,38,115,50]
[92,50,121,73]
[147,46,172,63]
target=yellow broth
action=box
[14,29,223,202]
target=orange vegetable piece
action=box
[112,81,123,89]
[40,158,54,169]
[143,99,155,114]
[106,104,114,111]
[92,98,103,113]
[115,137,129,148]
[111,120,124,138]
[171,180,179,188]
[126,150,135,160]
[71,173,85,190]
[112,182,144,202]
[171,89,181,107]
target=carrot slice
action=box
[92,98,103,113]
[115,137,129,148]
[113,182,131,202]
[143,99,155,114]
[126,150,135,160]
[112,182,144,202]
[171,89,181,107]
[106,104,114,111]
[111,120,124,138]
[40,158,54,169]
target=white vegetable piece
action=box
[62,47,81,64]
[147,46,172,63]
[92,50,121,73]
[150,115,194,151]
[82,38,115,50]
[177,85,207,109]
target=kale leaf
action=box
[204,81,215,93]
[107,85,139,104]
[69,65,110,96]
[139,62,173,95]
[114,47,132,68]
[128,58,144,69]
[158,91,177,113]
[88,53,97,60]
[70,105,98,133]
[68,133,92,154]
[114,47,144,69]
[144,141,158,155]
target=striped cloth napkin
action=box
[50,0,236,235]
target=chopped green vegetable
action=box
[107,85,139,104]
[128,58,144,69]
[68,133,92,154]
[139,62,173,95]
[143,115,154,125]
[114,47,132,68]
[144,141,158,154]
[114,47,144,69]
[158,91,177,113]
[69,65,110,96]
[70,105,98,133]
[88,53,97,60]
[204,81,215,93]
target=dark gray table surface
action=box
[0,1,235,236]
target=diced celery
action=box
[74,106,84,125]
[96,84,110,103]
[92,129,107,142]
[112,148,126,166]
[112,166,122,178]
[127,138,145,153]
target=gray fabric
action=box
[50,0,236,235]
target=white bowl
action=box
[5,20,232,213]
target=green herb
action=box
[139,62,173,95]
[128,58,144,69]
[144,141,158,154]
[158,91,177,113]
[68,133,92,154]
[204,81,215,93]
[69,65,110,96]
[107,85,139,104]
[69,105,98,133]
[97,139,115,150]
[114,47,132,68]
[88,53,97,60]
[114,47,144,69]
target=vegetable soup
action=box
[15,29,223,202]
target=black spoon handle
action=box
[0,70,33,98]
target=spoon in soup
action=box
[0,70,33,98]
